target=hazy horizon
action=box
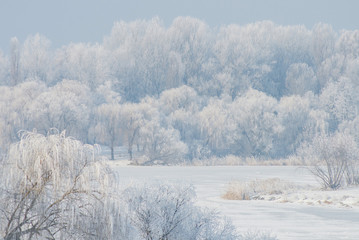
[1,0,359,52]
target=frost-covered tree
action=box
[95,103,122,160]
[95,81,122,105]
[26,80,92,141]
[168,17,213,87]
[336,30,359,59]
[231,89,280,157]
[268,24,313,92]
[285,63,318,95]
[316,54,346,89]
[121,103,144,160]
[9,37,20,86]
[0,81,46,153]
[311,23,336,67]
[198,97,236,156]
[21,34,52,82]
[0,86,15,152]
[137,18,174,97]
[339,117,359,145]
[319,77,359,131]
[0,130,108,239]
[275,95,314,156]
[345,57,359,87]
[119,98,189,165]
[158,86,203,159]
[53,43,108,89]
[158,85,201,115]
[0,50,9,85]
[138,119,188,165]
[103,18,170,101]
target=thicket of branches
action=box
[1,18,359,165]
[299,133,359,189]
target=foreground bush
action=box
[89,183,240,240]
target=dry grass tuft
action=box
[223,178,295,200]
[190,155,305,166]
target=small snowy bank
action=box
[224,178,359,208]
[265,187,359,208]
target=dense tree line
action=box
[1,17,359,163]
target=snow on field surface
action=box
[107,163,359,240]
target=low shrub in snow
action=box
[108,183,239,240]
[299,133,359,190]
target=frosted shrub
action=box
[119,182,239,240]
[299,132,359,189]
[0,130,108,239]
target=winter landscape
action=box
[1,1,359,239]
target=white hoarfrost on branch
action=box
[0,130,109,239]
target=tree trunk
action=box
[110,141,114,160]
[128,147,133,160]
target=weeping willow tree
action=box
[0,130,109,240]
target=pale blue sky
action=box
[1,0,358,52]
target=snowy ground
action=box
[106,161,359,240]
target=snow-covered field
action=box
[107,162,359,240]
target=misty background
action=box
[1,0,359,52]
